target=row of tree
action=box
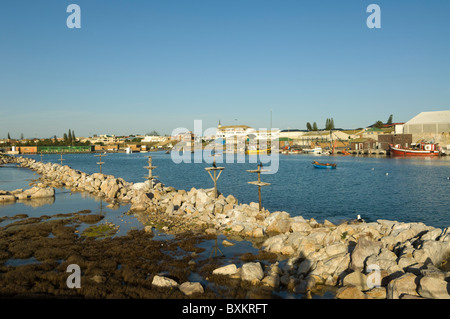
[306,118,335,131]
[372,114,393,129]
[63,129,77,144]
[5,130,90,147]
[305,115,393,131]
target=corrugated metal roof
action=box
[406,111,450,125]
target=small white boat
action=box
[303,147,322,154]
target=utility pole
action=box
[144,156,158,188]
[247,162,270,211]
[94,153,106,173]
[205,154,224,199]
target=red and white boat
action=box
[389,143,441,157]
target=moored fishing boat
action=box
[303,147,322,155]
[389,143,441,157]
[312,161,336,169]
[246,148,271,155]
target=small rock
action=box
[261,274,280,288]
[365,287,387,299]
[252,227,264,237]
[222,240,235,247]
[0,194,16,202]
[232,224,244,233]
[179,282,204,296]
[151,275,178,288]
[335,285,367,299]
[212,264,238,276]
[241,262,264,282]
[342,271,369,291]
[294,276,316,294]
[91,275,106,284]
[205,228,216,235]
[281,245,295,255]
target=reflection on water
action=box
[0,164,37,191]
[4,257,41,267]
[0,185,136,234]
[16,197,55,207]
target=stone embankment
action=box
[0,187,55,203]
[2,156,450,299]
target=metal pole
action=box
[205,157,224,199]
[258,170,262,211]
[144,156,158,187]
[95,153,106,173]
[247,163,270,211]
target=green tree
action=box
[387,114,393,125]
[306,122,312,131]
[147,130,160,136]
[72,130,76,141]
[373,120,384,129]
[7,132,11,140]
[325,118,335,130]
[312,122,318,131]
[63,133,68,142]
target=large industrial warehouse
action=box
[401,111,450,149]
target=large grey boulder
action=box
[342,270,369,291]
[386,273,419,299]
[350,236,382,271]
[417,276,450,299]
[413,240,450,267]
[241,262,264,282]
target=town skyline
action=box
[3,114,402,141]
[1,1,449,138]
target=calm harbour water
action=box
[2,152,449,229]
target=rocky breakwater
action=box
[0,187,55,203]
[259,217,450,299]
[12,156,135,204]
[6,156,450,299]
[1,157,55,203]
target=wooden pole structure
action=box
[209,238,224,258]
[144,156,158,187]
[59,153,65,166]
[40,152,43,163]
[94,153,106,174]
[204,156,224,199]
[247,163,270,211]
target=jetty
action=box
[1,155,449,299]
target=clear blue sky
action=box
[1,0,449,138]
